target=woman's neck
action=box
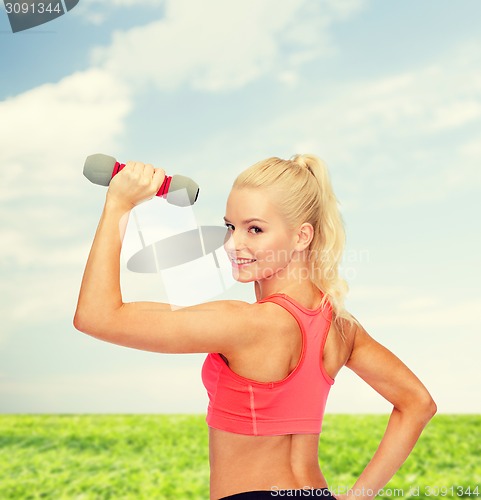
[254,258,319,306]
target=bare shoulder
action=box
[323,314,358,379]
[218,300,304,381]
[185,298,289,327]
[217,299,298,345]
[335,315,359,345]
[335,315,381,365]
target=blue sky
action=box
[1,0,480,414]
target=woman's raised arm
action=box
[73,162,268,355]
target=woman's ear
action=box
[295,223,314,251]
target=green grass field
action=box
[0,414,479,499]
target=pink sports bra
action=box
[201,293,334,436]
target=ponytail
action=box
[291,155,357,331]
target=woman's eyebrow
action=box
[223,217,268,224]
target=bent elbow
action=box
[73,307,123,345]
[73,309,89,334]
[417,389,437,418]
[418,397,437,429]
[395,386,437,423]
[73,307,100,337]
[405,391,437,425]
[425,396,437,419]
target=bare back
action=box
[208,303,356,499]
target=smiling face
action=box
[223,187,298,283]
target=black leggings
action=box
[219,488,336,499]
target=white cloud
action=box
[0,68,132,350]
[142,39,481,213]
[323,0,366,19]
[91,0,366,92]
[82,0,164,6]
[0,68,131,200]
[246,43,481,208]
[460,134,481,160]
[108,0,163,5]
[429,100,481,131]
[75,0,165,25]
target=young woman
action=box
[74,154,437,500]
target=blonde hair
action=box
[233,154,359,333]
